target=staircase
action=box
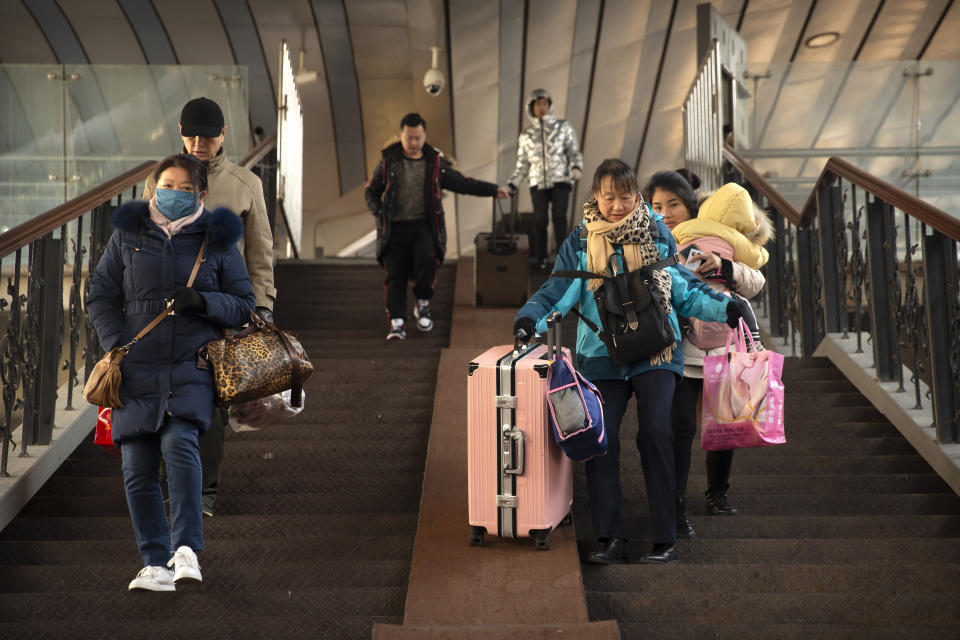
[0,262,453,639]
[575,356,960,638]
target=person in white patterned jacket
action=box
[508,88,583,270]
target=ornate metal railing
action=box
[0,162,154,476]
[0,139,281,476]
[723,145,960,444]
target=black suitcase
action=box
[474,196,530,307]
[495,211,536,252]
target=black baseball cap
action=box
[179,97,224,137]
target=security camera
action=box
[424,69,444,96]
[423,46,444,96]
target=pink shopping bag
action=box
[701,319,785,450]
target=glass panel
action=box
[0,64,249,268]
[743,59,960,216]
[0,65,65,234]
[0,63,249,230]
[917,60,960,216]
[62,64,249,201]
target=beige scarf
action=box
[582,197,676,366]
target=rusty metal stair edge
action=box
[0,387,98,534]
[812,333,960,497]
[372,620,621,639]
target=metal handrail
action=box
[723,144,959,241]
[796,156,960,240]
[722,144,801,226]
[722,141,960,444]
[0,161,156,260]
[0,135,280,262]
[240,134,277,170]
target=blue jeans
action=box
[120,414,203,566]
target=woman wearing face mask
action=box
[514,159,752,565]
[86,153,255,592]
[644,171,770,535]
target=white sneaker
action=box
[413,303,433,331]
[128,565,175,592]
[168,545,202,583]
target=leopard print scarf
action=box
[583,197,675,366]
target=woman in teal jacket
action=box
[514,159,750,564]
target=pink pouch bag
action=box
[701,319,785,451]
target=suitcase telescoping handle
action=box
[545,311,562,361]
[488,193,519,256]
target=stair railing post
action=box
[765,209,786,338]
[84,203,113,380]
[796,225,821,356]
[922,229,960,443]
[21,234,63,447]
[817,183,844,334]
[865,198,898,381]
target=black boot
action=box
[641,543,678,564]
[587,538,628,565]
[705,490,738,515]
[676,496,695,539]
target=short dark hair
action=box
[591,159,638,197]
[643,170,699,218]
[153,153,208,194]
[400,113,426,130]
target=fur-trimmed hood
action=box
[111,200,243,248]
[695,183,773,246]
[672,183,774,269]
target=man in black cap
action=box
[145,96,276,517]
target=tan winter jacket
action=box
[144,150,276,310]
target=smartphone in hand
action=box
[680,244,704,271]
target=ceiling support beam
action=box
[310,0,366,195]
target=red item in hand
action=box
[95,407,120,457]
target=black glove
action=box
[507,183,518,196]
[514,316,536,343]
[256,306,274,323]
[725,295,761,344]
[725,296,754,329]
[169,287,206,314]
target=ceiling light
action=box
[804,31,840,48]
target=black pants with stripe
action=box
[383,219,436,321]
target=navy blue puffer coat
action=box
[85,201,256,442]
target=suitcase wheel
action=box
[560,510,573,527]
[532,529,551,551]
[469,526,487,547]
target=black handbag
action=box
[553,252,679,366]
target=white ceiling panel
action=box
[58,0,145,65]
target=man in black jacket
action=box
[365,113,509,340]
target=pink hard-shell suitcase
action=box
[467,314,573,549]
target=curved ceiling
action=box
[0,0,957,255]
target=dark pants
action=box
[530,184,571,263]
[587,370,678,544]
[671,375,735,497]
[120,415,203,566]
[199,406,229,508]
[383,219,436,320]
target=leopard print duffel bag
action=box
[198,309,313,407]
